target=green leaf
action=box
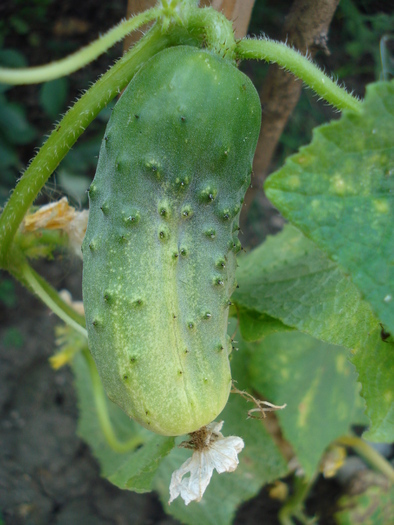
[249,331,365,478]
[39,78,69,119]
[0,49,28,68]
[265,80,394,336]
[237,306,293,342]
[108,435,176,492]
[351,329,394,442]
[0,139,19,169]
[335,476,394,525]
[0,277,16,308]
[0,100,36,144]
[72,352,175,492]
[62,136,101,172]
[154,326,288,525]
[57,169,91,204]
[233,225,377,349]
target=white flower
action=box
[169,421,244,505]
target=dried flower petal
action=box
[59,289,85,316]
[22,197,88,257]
[169,421,244,505]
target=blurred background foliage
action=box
[0,0,392,208]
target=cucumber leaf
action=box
[39,78,69,120]
[0,98,36,144]
[249,331,367,479]
[72,352,175,492]
[335,475,394,525]
[233,225,377,349]
[237,306,294,342]
[265,80,394,336]
[351,329,394,442]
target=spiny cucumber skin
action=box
[82,46,261,436]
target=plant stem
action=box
[279,473,317,525]
[83,349,144,454]
[337,435,394,483]
[0,24,171,268]
[186,6,236,58]
[236,38,362,113]
[0,8,161,84]
[10,259,87,337]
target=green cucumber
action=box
[82,45,261,436]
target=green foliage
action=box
[233,225,378,349]
[0,96,37,144]
[337,0,394,80]
[2,326,24,348]
[249,330,366,478]
[335,476,394,525]
[0,0,52,44]
[39,77,69,119]
[265,81,394,334]
[236,306,293,342]
[0,53,37,205]
[352,329,394,442]
[72,352,175,492]
[265,81,394,443]
[0,277,16,307]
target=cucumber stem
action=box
[10,259,87,337]
[83,350,144,454]
[186,6,236,59]
[278,473,317,525]
[0,8,161,85]
[337,435,394,483]
[236,38,362,113]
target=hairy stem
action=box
[251,0,340,188]
[10,258,87,337]
[0,8,160,85]
[186,6,236,58]
[0,24,171,268]
[236,38,362,113]
[337,435,394,483]
[123,0,157,52]
[83,349,144,454]
[201,0,256,39]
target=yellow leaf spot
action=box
[286,175,301,190]
[297,373,320,428]
[384,390,393,404]
[281,369,290,380]
[335,354,347,375]
[330,174,352,196]
[373,199,389,214]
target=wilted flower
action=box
[23,197,88,257]
[169,421,244,505]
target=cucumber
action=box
[82,45,261,436]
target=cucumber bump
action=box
[82,45,261,436]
